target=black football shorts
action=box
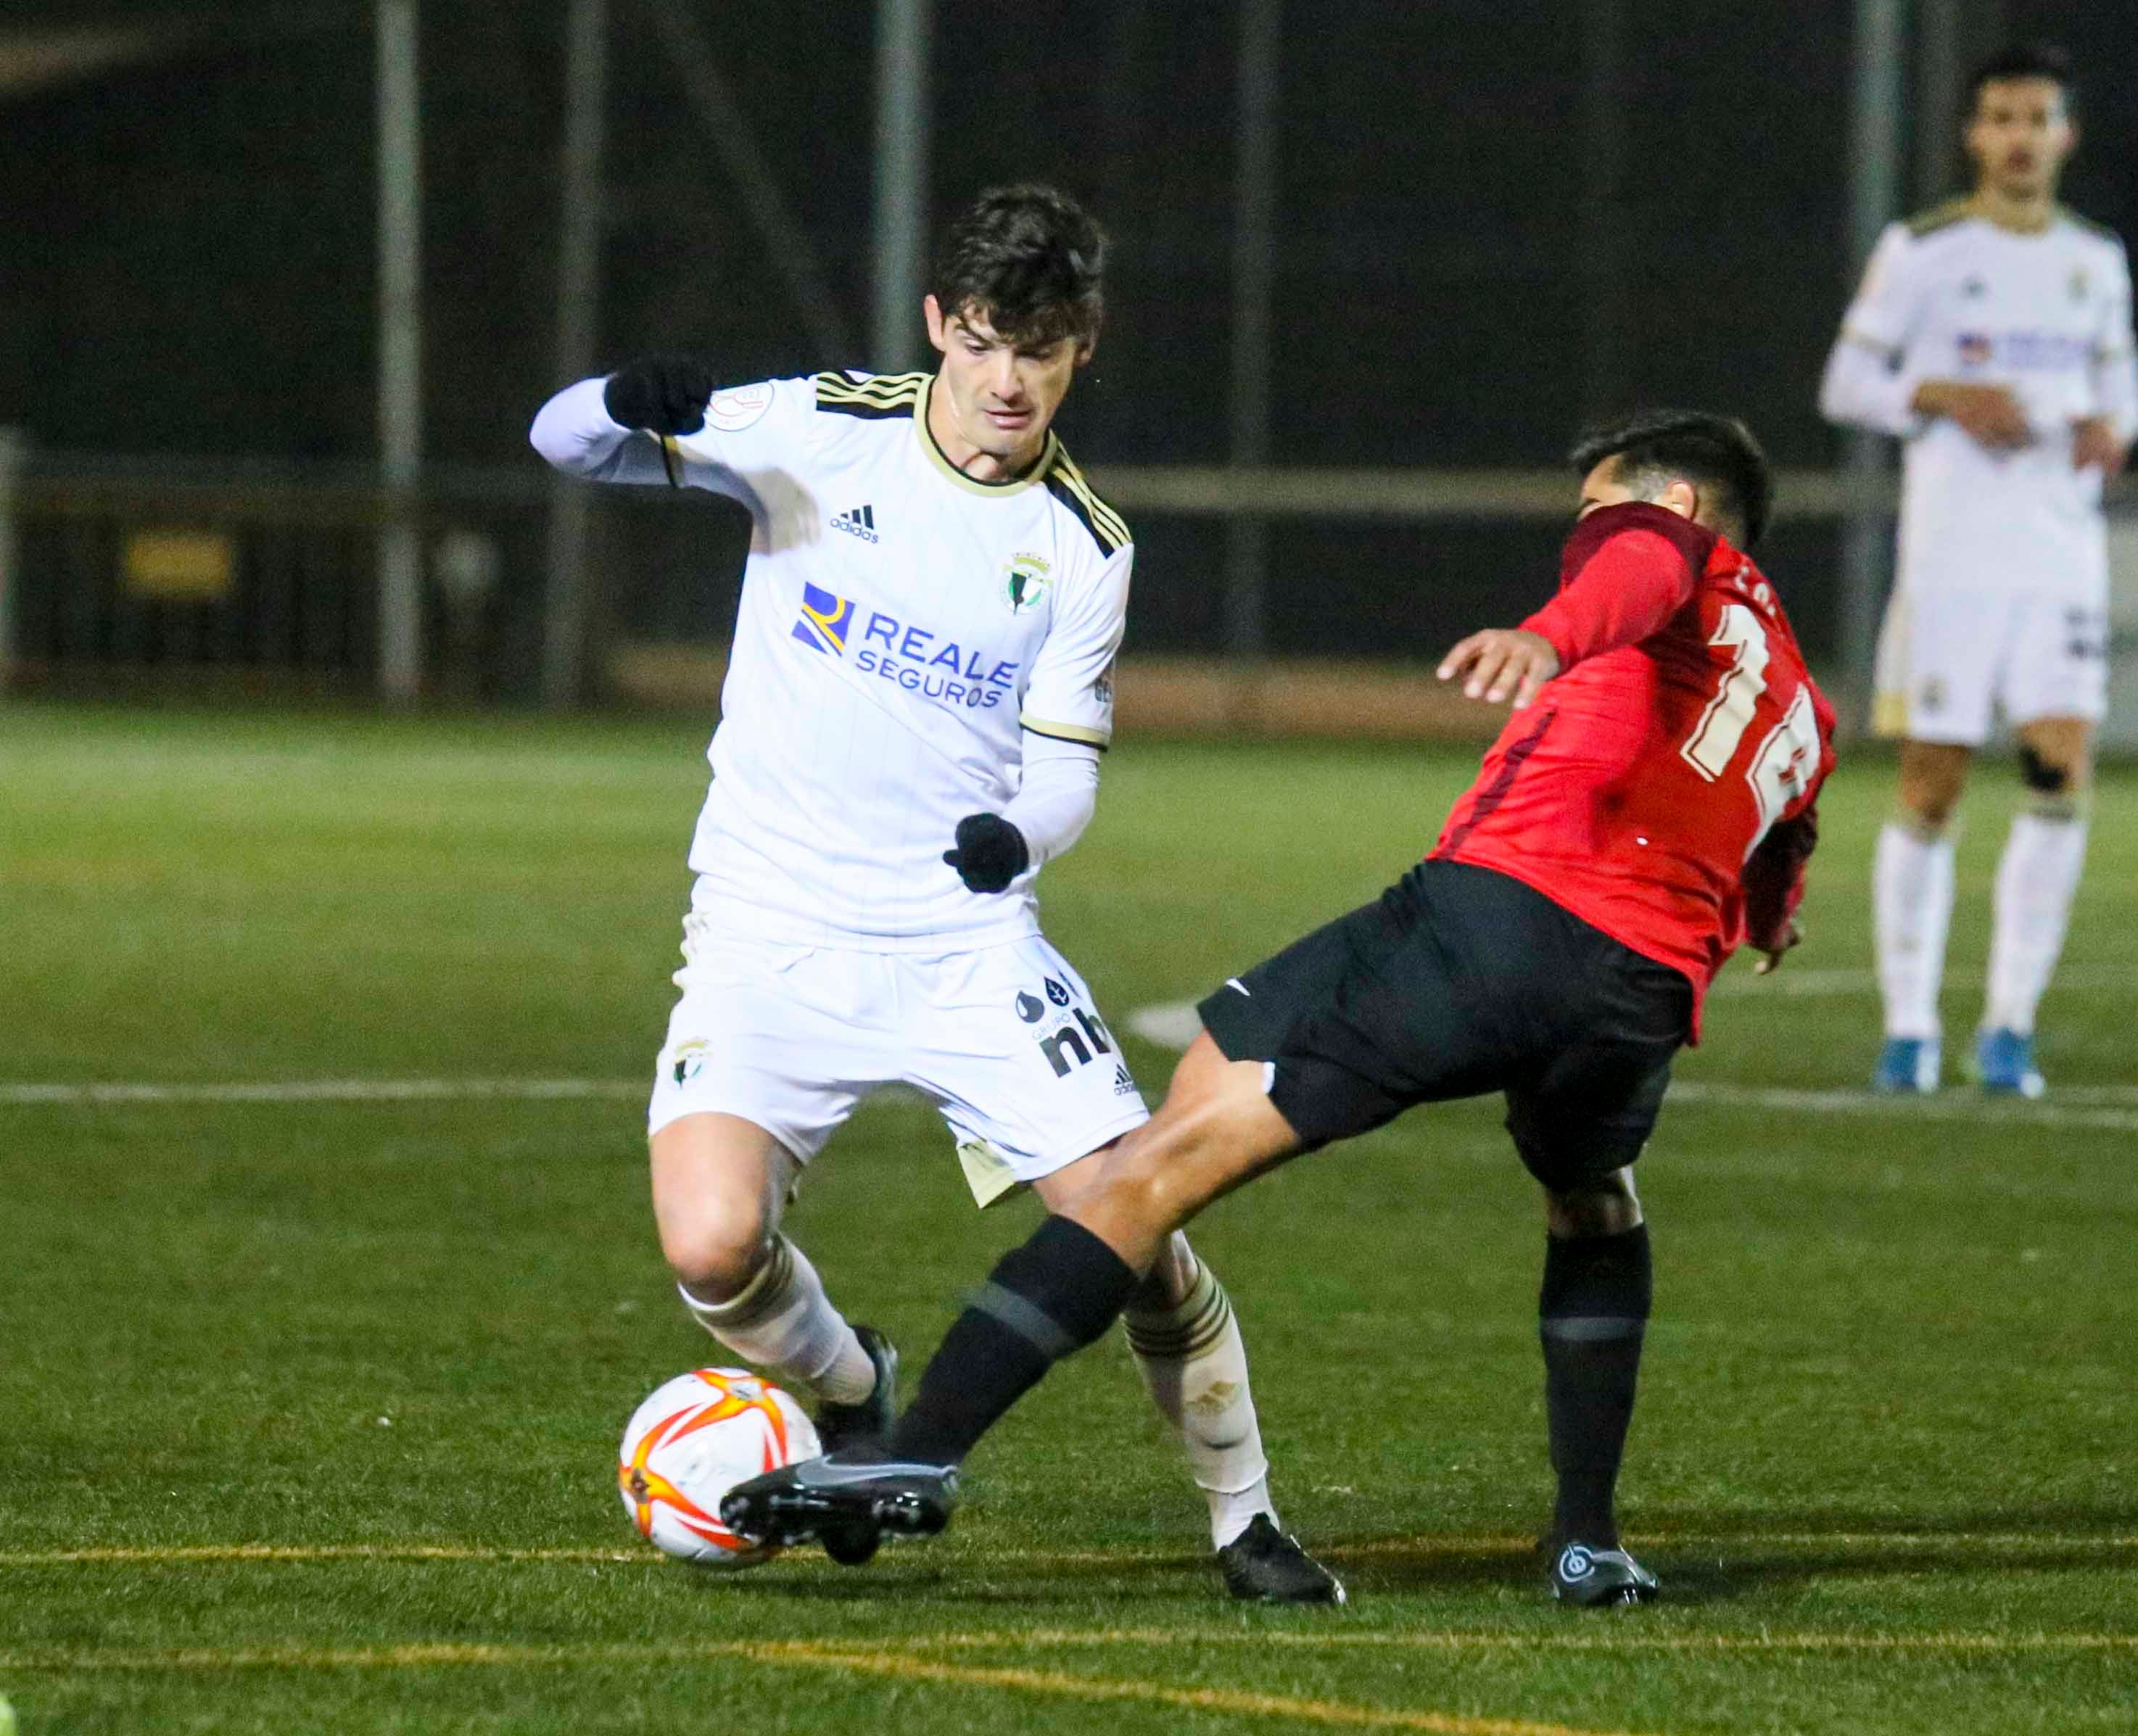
[1197,859,1694,1191]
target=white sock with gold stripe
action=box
[1124,1249,1276,1550]
[677,1237,876,1406]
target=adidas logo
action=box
[1112,1065,1139,1098]
[830,504,880,544]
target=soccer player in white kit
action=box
[531,185,1340,1600]
[1820,43,2136,1098]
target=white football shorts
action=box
[647,917,1150,1207]
[1872,584,2109,745]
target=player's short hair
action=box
[931,184,1107,352]
[1968,41,2074,112]
[1569,410,1774,549]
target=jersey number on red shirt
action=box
[1681,603,1823,859]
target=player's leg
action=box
[645,934,894,1438]
[1978,714,2094,1095]
[888,1030,1303,1473]
[1873,737,1970,1089]
[1504,934,1688,1608]
[649,1113,883,1419]
[1868,582,1993,1092]
[893,936,1330,1590]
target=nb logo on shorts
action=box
[791,582,855,655]
[1015,991,1046,1024]
[1044,977,1070,1007]
[1038,1007,1116,1079]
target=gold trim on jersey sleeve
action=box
[1020,715,1111,749]
[1905,197,1975,239]
[814,370,929,419]
[1839,326,1902,361]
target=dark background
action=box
[4,1,2133,679]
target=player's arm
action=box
[1819,224,2028,447]
[944,737,1101,893]
[1742,807,1817,974]
[529,355,724,487]
[1438,520,1697,710]
[946,542,1131,893]
[2075,241,2137,473]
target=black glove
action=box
[602,354,718,435]
[943,813,1029,893]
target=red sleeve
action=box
[1520,528,1700,666]
[1743,807,1819,953]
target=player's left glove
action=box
[602,353,719,435]
[943,813,1029,894]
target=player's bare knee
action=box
[1896,742,1969,831]
[659,1196,777,1301]
[1543,1170,1643,1239]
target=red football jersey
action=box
[1432,501,1837,1032]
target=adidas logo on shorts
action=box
[830,504,880,544]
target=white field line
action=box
[0,1078,645,1107]
[5,1060,2137,1134]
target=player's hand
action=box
[2071,416,2131,473]
[944,813,1030,893]
[1752,922,1801,975]
[1437,629,1561,710]
[1912,380,2031,450]
[603,354,719,435]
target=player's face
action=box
[924,296,1089,478]
[1965,78,2075,201]
[1576,457,1697,525]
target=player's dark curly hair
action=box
[931,184,1107,351]
[1569,410,1774,549]
[1970,41,2074,112]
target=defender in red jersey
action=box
[724,413,1837,1611]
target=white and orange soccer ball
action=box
[617,1368,820,1568]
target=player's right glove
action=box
[943,813,1030,894]
[602,354,719,435]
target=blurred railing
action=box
[3,441,2133,745]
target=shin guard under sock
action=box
[889,1215,1139,1467]
[1539,1223,1652,1549]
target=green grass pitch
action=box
[2,703,2134,1735]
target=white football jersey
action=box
[1825,202,2136,595]
[536,371,1131,950]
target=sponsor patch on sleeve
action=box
[704,382,775,432]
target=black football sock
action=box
[887,1215,1139,1466]
[1539,1223,1652,1550]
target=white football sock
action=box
[1985,807,2088,1036]
[1124,1245,1275,1550]
[1873,817,1956,1040]
[676,1236,877,1405]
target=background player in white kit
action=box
[1821,42,2136,1098]
[530,185,1339,1600]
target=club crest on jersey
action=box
[1004,551,1052,615]
[669,1040,711,1087]
[1957,331,1992,366]
[791,582,854,655]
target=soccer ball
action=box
[617,1368,820,1568]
